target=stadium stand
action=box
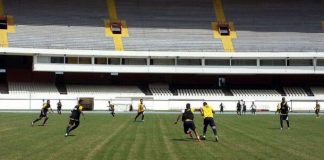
[149,84,173,96]
[219,0,324,52]
[3,0,323,51]
[177,89,225,97]
[310,87,324,96]
[8,82,60,98]
[231,89,281,97]
[5,0,114,50]
[66,85,145,98]
[283,87,308,97]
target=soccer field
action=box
[0,112,324,160]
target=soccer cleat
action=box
[141,120,145,122]
[215,135,219,142]
[287,127,290,130]
[280,128,283,130]
[31,121,34,127]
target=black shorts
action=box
[39,111,48,117]
[137,111,144,115]
[183,121,196,134]
[280,115,289,121]
[315,109,320,114]
[69,118,80,125]
[57,107,61,111]
[204,117,216,127]
[237,109,241,112]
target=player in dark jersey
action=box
[279,97,290,130]
[219,103,224,114]
[31,100,53,126]
[242,101,247,115]
[314,100,320,118]
[65,99,85,137]
[236,100,241,116]
[174,103,200,142]
[57,100,62,115]
[107,101,115,117]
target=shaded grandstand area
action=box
[2,0,324,51]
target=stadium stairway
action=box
[0,72,9,94]
[221,88,233,96]
[55,74,67,95]
[169,87,178,96]
[276,88,286,97]
[303,87,314,96]
[138,85,152,96]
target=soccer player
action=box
[279,97,290,130]
[174,103,200,142]
[200,102,219,142]
[314,100,320,118]
[134,99,146,122]
[107,101,115,117]
[65,99,85,137]
[275,103,280,115]
[219,102,224,114]
[250,101,256,115]
[236,100,241,116]
[242,101,247,115]
[57,100,62,115]
[31,100,53,126]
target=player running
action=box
[200,102,219,142]
[31,100,53,126]
[314,100,320,118]
[65,99,85,137]
[57,100,62,115]
[107,101,115,117]
[174,103,200,142]
[134,99,146,122]
[279,97,290,130]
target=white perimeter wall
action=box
[0,96,321,112]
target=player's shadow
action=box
[267,127,280,130]
[67,134,76,137]
[170,138,193,142]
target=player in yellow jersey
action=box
[314,100,320,118]
[200,102,219,142]
[134,99,146,122]
[275,103,280,115]
[31,100,53,126]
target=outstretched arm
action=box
[81,111,85,120]
[174,114,181,124]
[200,108,204,116]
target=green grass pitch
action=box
[0,112,324,160]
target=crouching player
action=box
[65,100,85,137]
[174,103,200,142]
